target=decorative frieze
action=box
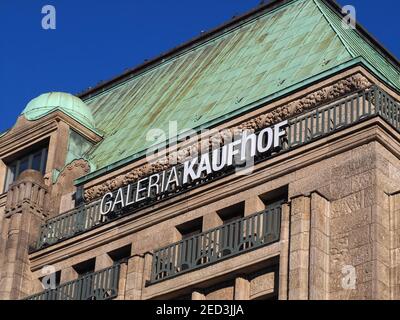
[84,73,372,201]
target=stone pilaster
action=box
[0,170,48,299]
[116,262,128,300]
[234,276,250,300]
[288,195,310,300]
[124,252,153,300]
[309,193,330,300]
[125,255,145,300]
[389,193,400,299]
[278,203,290,300]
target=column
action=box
[288,195,311,300]
[116,262,128,300]
[309,193,330,300]
[278,203,290,300]
[125,255,145,300]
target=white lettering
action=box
[240,131,257,161]
[165,167,179,191]
[125,184,135,206]
[100,192,114,215]
[212,145,227,172]
[111,188,125,212]
[101,121,288,216]
[148,173,160,197]
[227,139,242,166]
[196,153,212,178]
[273,120,288,148]
[183,157,198,184]
[135,178,148,202]
[257,127,273,153]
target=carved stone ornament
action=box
[84,73,372,201]
[52,159,91,215]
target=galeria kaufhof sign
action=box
[100,120,288,215]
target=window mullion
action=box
[28,154,33,170]
[16,160,20,179]
[40,148,47,174]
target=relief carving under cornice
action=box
[84,73,372,201]
[52,159,91,216]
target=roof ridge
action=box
[312,0,355,58]
[316,0,400,91]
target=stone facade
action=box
[0,61,400,301]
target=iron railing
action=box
[150,203,282,283]
[34,85,400,250]
[287,86,378,148]
[24,264,120,300]
[36,200,104,248]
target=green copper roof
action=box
[77,0,400,183]
[23,92,96,130]
[314,0,400,90]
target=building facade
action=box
[1,0,400,300]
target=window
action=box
[217,202,245,224]
[108,244,131,264]
[73,258,96,278]
[259,186,288,209]
[176,217,203,239]
[217,203,245,257]
[3,146,48,192]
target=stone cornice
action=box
[84,73,372,201]
[0,111,102,159]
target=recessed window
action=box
[259,186,288,210]
[217,202,245,224]
[73,258,96,278]
[176,217,203,239]
[3,146,48,192]
[108,244,132,264]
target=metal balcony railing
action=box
[285,85,396,148]
[36,200,104,249]
[150,203,282,283]
[24,264,120,301]
[33,85,400,251]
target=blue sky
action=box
[1,0,399,133]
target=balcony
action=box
[33,85,400,251]
[24,264,121,300]
[150,204,282,284]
